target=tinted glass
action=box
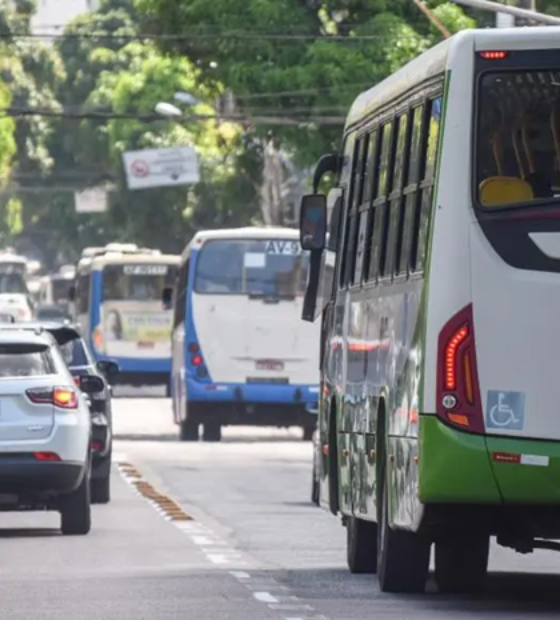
[194,239,309,297]
[477,70,560,207]
[0,345,54,377]
[59,337,90,368]
[102,263,178,302]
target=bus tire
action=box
[377,460,430,593]
[180,419,199,441]
[434,535,489,594]
[203,421,221,442]
[346,516,377,574]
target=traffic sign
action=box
[122,146,200,190]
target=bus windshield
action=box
[101,263,178,302]
[194,239,309,297]
[0,271,28,294]
[51,278,72,303]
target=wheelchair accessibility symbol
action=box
[486,390,525,431]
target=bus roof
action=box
[346,27,560,130]
[90,253,180,270]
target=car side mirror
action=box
[162,286,173,310]
[79,374,105,394]
[299,194,327,251]
[68,285,76,302]
[96,360,119,377]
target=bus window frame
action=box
[335,76,444,295]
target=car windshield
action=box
[58,336,90,368]
[0,344,54,377]
[194,239,309,297]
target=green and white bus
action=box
[299,26,560,595]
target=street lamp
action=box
[154,101,183,118]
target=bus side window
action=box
[387,110,411,278]
[353,132,376,285]
[399,104,424,275]
[361,128,380,283]
[173,258,189,330]
[76,274,90,314]
[337,133,357,289]
[369,120,395,281]
[411,96,442,273]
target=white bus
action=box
[71,244,180,389]
[166,227,320,442]
[299,27,560,594]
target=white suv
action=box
[0,328,103,534]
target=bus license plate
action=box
[138,341,154,349]
[256,360,284,371]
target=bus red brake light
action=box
[444,324,468,390]
[191,355,203,367]
[478,51,508,60]
[436,304,484,434]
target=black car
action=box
[2,322,119,503]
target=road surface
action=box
[1,392,560,619]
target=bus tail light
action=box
[436,304,484,433]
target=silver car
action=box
[0,328,104,534]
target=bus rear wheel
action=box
[434,535,489,594]
[377,464,430,593]
[346,516,377,573]
[180,419,199,441]
[203,421,222,442]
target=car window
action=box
[0,343,55,377]
[59,337,90,368]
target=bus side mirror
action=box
[299,194,327,251]
[68,285,76,302]
[162,286,173,310]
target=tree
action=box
[0,0,61,260]
[46,0,261,258]
[135,0,475,168]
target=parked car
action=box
[0,322,119,504]
[0,328,104,534]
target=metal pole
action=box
[450,0,560,25]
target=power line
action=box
[1,107,346,125]
[0,30,427,42]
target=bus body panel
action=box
[85,254,179,384]
[192,294,319,385]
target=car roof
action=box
[0,322,83,345]
[0,329,54,347]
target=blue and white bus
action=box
[71,244,180,390]
[166,227,320,442]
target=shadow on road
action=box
[269,566,560,614]
[0,528,60,538]
[114,433,177,442]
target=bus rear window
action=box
[102,264,178,302]
[194,239,309,297]
[476,69,560,209]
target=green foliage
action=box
[135,0,474,166]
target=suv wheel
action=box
[60,468,92,535]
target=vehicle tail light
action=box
[436,304,484,433]
[191,354,203,367]
[478,51,508,60]
[188,342,200,354]
[26,386,78,410]
[91,440,103,451]
[53,387,78,409]
[73,376,81,387]
[34,452,60,461]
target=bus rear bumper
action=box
[184,379,319,427]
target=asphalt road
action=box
[2,391,560,619]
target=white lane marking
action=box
[254,592,279,604]
[116,463,330,620]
